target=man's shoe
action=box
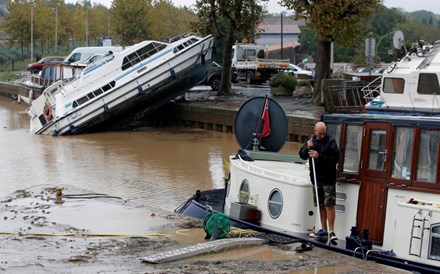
[329,232,338,241]
[309,229,328,238]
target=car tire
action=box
[246,71,254,84]
[209,77,221,91]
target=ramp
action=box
[141,237,266,264]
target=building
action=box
[257,14,309,65]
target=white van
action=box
[64,46,123,64]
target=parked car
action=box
[26,56,65,74]
[285,63,314,79]
[203,62,239,91]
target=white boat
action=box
[364,39,440,115]
[26,33,214,135]
[176,96,440,273]
[19,62,85,104]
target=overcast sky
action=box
[69,0,440,14]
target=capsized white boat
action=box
[26,33,214,135]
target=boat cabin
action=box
[323,112,440,265]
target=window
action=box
[416,129,439,183]
[383,77,404,94]
[122,42,166,70]
[418,73,440,95]
[239,180,250,204]
[368,129,387,170]
[392,127,414,180]
[343,125,362,174]
[327,123,341,148]
[268,189,283,218]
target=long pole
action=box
[55,4,59,53]
[311,157,322,230]
[30,3,34,62]
[86,7,89,47]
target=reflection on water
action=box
[0,98,300,211]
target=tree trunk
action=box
[312,36,332,105]
[217,31,236,96]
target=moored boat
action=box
[176,95,440,273]
[26,33,214,135]
[364,38,440,115]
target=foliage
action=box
[110,0,153,46]
[279,0,382,104]
[268,71,297,90]
[193,0,268,96]
[0,0,197,63]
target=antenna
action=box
[393,30,405,50]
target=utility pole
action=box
[55,3,60,53]
[31,1,36,62]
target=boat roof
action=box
[322,112,440,127]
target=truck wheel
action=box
[209,77,221,91]
[246,72,254,84]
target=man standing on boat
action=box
[299,121,339,241]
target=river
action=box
[0,98,300,212]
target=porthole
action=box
[268,189,283,219]
[239,179,250,203]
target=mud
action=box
[0,185,407,273]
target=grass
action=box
[0,59,28,82]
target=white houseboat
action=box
[26,34,214,135]
[178,84,440,273]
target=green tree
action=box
[110,0,153,46]
[1,1,31,58]
[148,0,196,41]
[280,0,382,104]
[193,0,268,95]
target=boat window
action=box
[383,77,404,94]
[76,96,89,106]
[416,129,439,183]
[327,123,341,148]
[122,42,166,70]
[239,180,250,203]
[368,129,387,170]
[239,180,249,193]
[392,127,414,180]
[94,89,103,96]
[87,92,95,100]
[343,124,362,174]
[417,73,440,95]
[268,189,283,219]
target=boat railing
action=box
[361,76,382,103]
[166,32,194,43]
[323,79,380,113]
[236,155,310,186]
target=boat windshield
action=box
[121,42,166,70]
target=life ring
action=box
[43,103,53,122]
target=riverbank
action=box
[0,185,407,273]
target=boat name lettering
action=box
[291,223,300,227]
[395,195,406,199]
[413,98,426,102]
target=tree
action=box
[280,0,382,104]
[110,0,153,46]
[1,1,32,58]
[193,0,268,95]
[148,0,197,41]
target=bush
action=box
[268,71,297,90]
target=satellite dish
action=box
[393,30,405,49]
[235,97,287,152]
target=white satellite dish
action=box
[393,30,405,49]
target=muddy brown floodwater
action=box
[0,97,408,273]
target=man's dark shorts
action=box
[312,184,336,206]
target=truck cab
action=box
[232,43,288,84]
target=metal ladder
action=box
[409,209,431,257]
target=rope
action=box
[0,231,169,238]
